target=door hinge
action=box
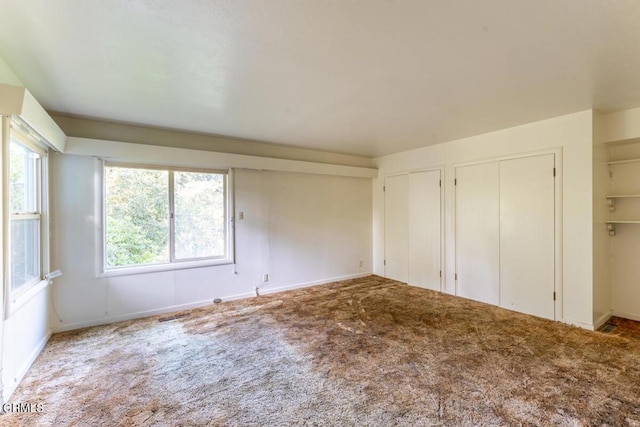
[455,273,458,280]
[439,270,442,277]
[383,185,386,192]
[439,180,442,187]
[384,260,386,266]
[553,167,556,177]
[454,178,457,185]
[553,291,556,301]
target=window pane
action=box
[10,141,39,213]
[105,167,170,268]
[11,218,40,291]
[174,172,225,259]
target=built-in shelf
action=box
[605,220,640,236]
[607,157,640,235]
[608,158,640,166]
[605,195,640,212]
[606,194,640,199]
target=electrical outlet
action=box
[238,211,244,220]
[263,274,269,282]
[359,260,363,268]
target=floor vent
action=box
[158,313,189,322]
[600,323,617,333]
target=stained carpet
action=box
[3,276,640,426]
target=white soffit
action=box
[65,137,378,179]
[0,83,66,152]
[1,1,640,157]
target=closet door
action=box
[408,170,441,291]
[455,162,500,305]
[384,174,409,282]
[499,154,555,320]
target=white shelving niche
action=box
[603,139,640,323]
[606,156,640,236]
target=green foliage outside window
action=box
[105,166,226,269]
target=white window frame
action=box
[100,161,234,277]
[3,117,50,318]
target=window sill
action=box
[6,279,49,319]
[98,258,233,278]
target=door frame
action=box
[453,147,563,321]
[383,166,445,291]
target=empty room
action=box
[2,0,640,425]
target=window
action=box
[104,163,229,271]
[9,134,45,295]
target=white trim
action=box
[0,84,66,153]
[4,132,51,318]
[6,280,48,318]
[100,164,233,276]
[66,137,378,179]
[554,149,564,322]
[561,317,595,331]
[2,330,51,402]
[104,161,228,175]
[260,272,372,296]
[451,147,563,170]
[611,311,640,323]
[9,118,48,156]
[168,170,176,262]
[594,311,613,330]
[0,116,6,407]
[2,116,10,321]
[98,258,233,278]
[53,272,371,333]
[51,297,249,333]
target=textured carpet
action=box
[4,275,640,426]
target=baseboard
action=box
[594,311,613,330]
[52,295,252,333]
[611,311,640,323]
[561,317,595,331]
[3,329,52,402]
[260,272,372,295]
[52,273,372,333]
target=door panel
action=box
[408,170,441,291]
[499,154,555,320]
[455,162,500,305]
[384,174,409,282]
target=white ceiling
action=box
[1,0,640,158]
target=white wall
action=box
[592,111,612,328]
[373,110,595,329]
[2,290,50,400]
[49,150,372,331]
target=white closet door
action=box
[384,174,409,282]
[499,154,555,320]
[455,162,500,305]
[408,170,441,291]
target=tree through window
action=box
[104,164,228,270]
